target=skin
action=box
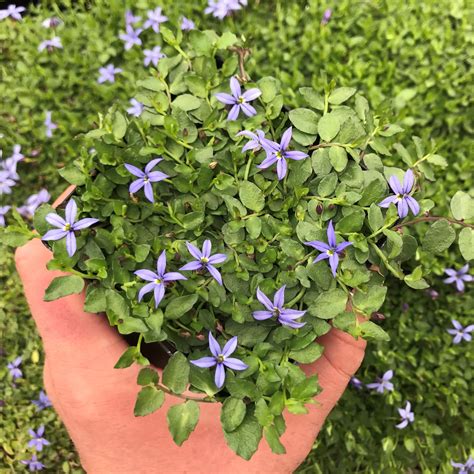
[15,189,366,474]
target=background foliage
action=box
[1,0,472,472]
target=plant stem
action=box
[156,384,216,403]
[369,242,404,280]
[393,215,474,230]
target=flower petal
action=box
[222,336,238,357]
[242,88,262,101]
[191,356,216,368]
[129,178,145,194]
[153,284,165,307]
[305,240,330,252]
[208,332,221,357]
[207,265,223,285]
[257,154,278,169]
[405,196,420,216]
[186,242,202,260]
[280,127,293,150]
[66,232,77,257]
[397,198,409,218]
[134,269,158,281]
[273,285,286,309]
[336,241,352,253]
[313,253,330,264]
[143,181,154,203]
[252,310,273,320]
[327,220,336,247]
[202,239,212,258]
[125,163,145,178]
[45,213,66,228]
[240,102,257,117]
[138,282,156,302]
[256,288,273,311]
[280,308,306,319]
[276,157,288,180]
[208,253,227,264]
[65,199,77,224]
[285,150,308,161]
[215,93,236,105]
[156,251,167,276]
[42,229,68,241]
[329,252,339,277]
[378,195,398,208]
[389,175,403,194]
[179,261,202,271]
[402,169,415,194]
[230,77,241,98]
[163,272,187,282]
[227,104,240,121]
[224,357,248,371]
[72,218,99,230]
[144,157,163,174]
[147,171,169,182]
[214,363,226,388]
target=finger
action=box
[15,238,127,366]
[303,327,366,420]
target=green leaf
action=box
[43,275,85,302]
[299,87,325,110]
[58,163,86,185]
[221,397,247,432]
[162,352,190,394]
[167,400,200,446]
[328,87,357,105]
[318,113,340,142]
[459,227,474,261]
[112,111,127,139]
[114,347,137,369]
[289,343,324,363]
[359,321,390,341]
[172,94,202,111]
[264,425,286,454]
[239,181,265,212]
[134,386,165,416]
[137,368,159,386]
[422,220,456,254]
[368,203,384,232]
[216,31,238,49]
[404,266,430,289]
[329,146,348,172]
[165,294,198,320]
[289,108,319,134]
[450,191,474,221]
[353,285,387,314]
[291,375,319,399]
[223,410,263,460]
[309,288,347,319]
[258,76,279,103]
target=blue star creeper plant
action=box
[3,23,473,461]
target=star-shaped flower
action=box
[191,332,248,388]
[127,98,144,117]
[379,169,419,218]
[134,251,186,307]
[124,158,169,203]
[0,4,25,21]
[28,425,50,451]
[0,205,11,226]
[98,64,123,84]
[32,390,52,411]
[20,454,45,472]
[41,199,99,257]
[38,36,62,52]
[143,7,168,32]
[305,220,352,277]
[7,356,22,379]
[119,25,143,50]
[253,285,306,329]
[447,319,474,344]
[143,46,166,67]
[236,129,266,152]
[44,111,57,138]
[215,77,262,121]
[366,370,394,393]
[395,401,414,429]
[179,240,227,285]
[443,264,472,292]
[258,127,308,180]
[181,16,195,31]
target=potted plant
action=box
[3,26,469,459]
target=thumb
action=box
[15,238,127,366]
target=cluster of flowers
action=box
[6,356,53,471]
[0,144,51,226]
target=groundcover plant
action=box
[2,23,473,460]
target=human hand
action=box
[16,238,365,474]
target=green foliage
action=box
[0,0,472,471]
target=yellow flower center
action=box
[63,223,71,231]
[216,354,225,363]
[201,257,209,264]
[154,279,162,284]
[238,96,245,104]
